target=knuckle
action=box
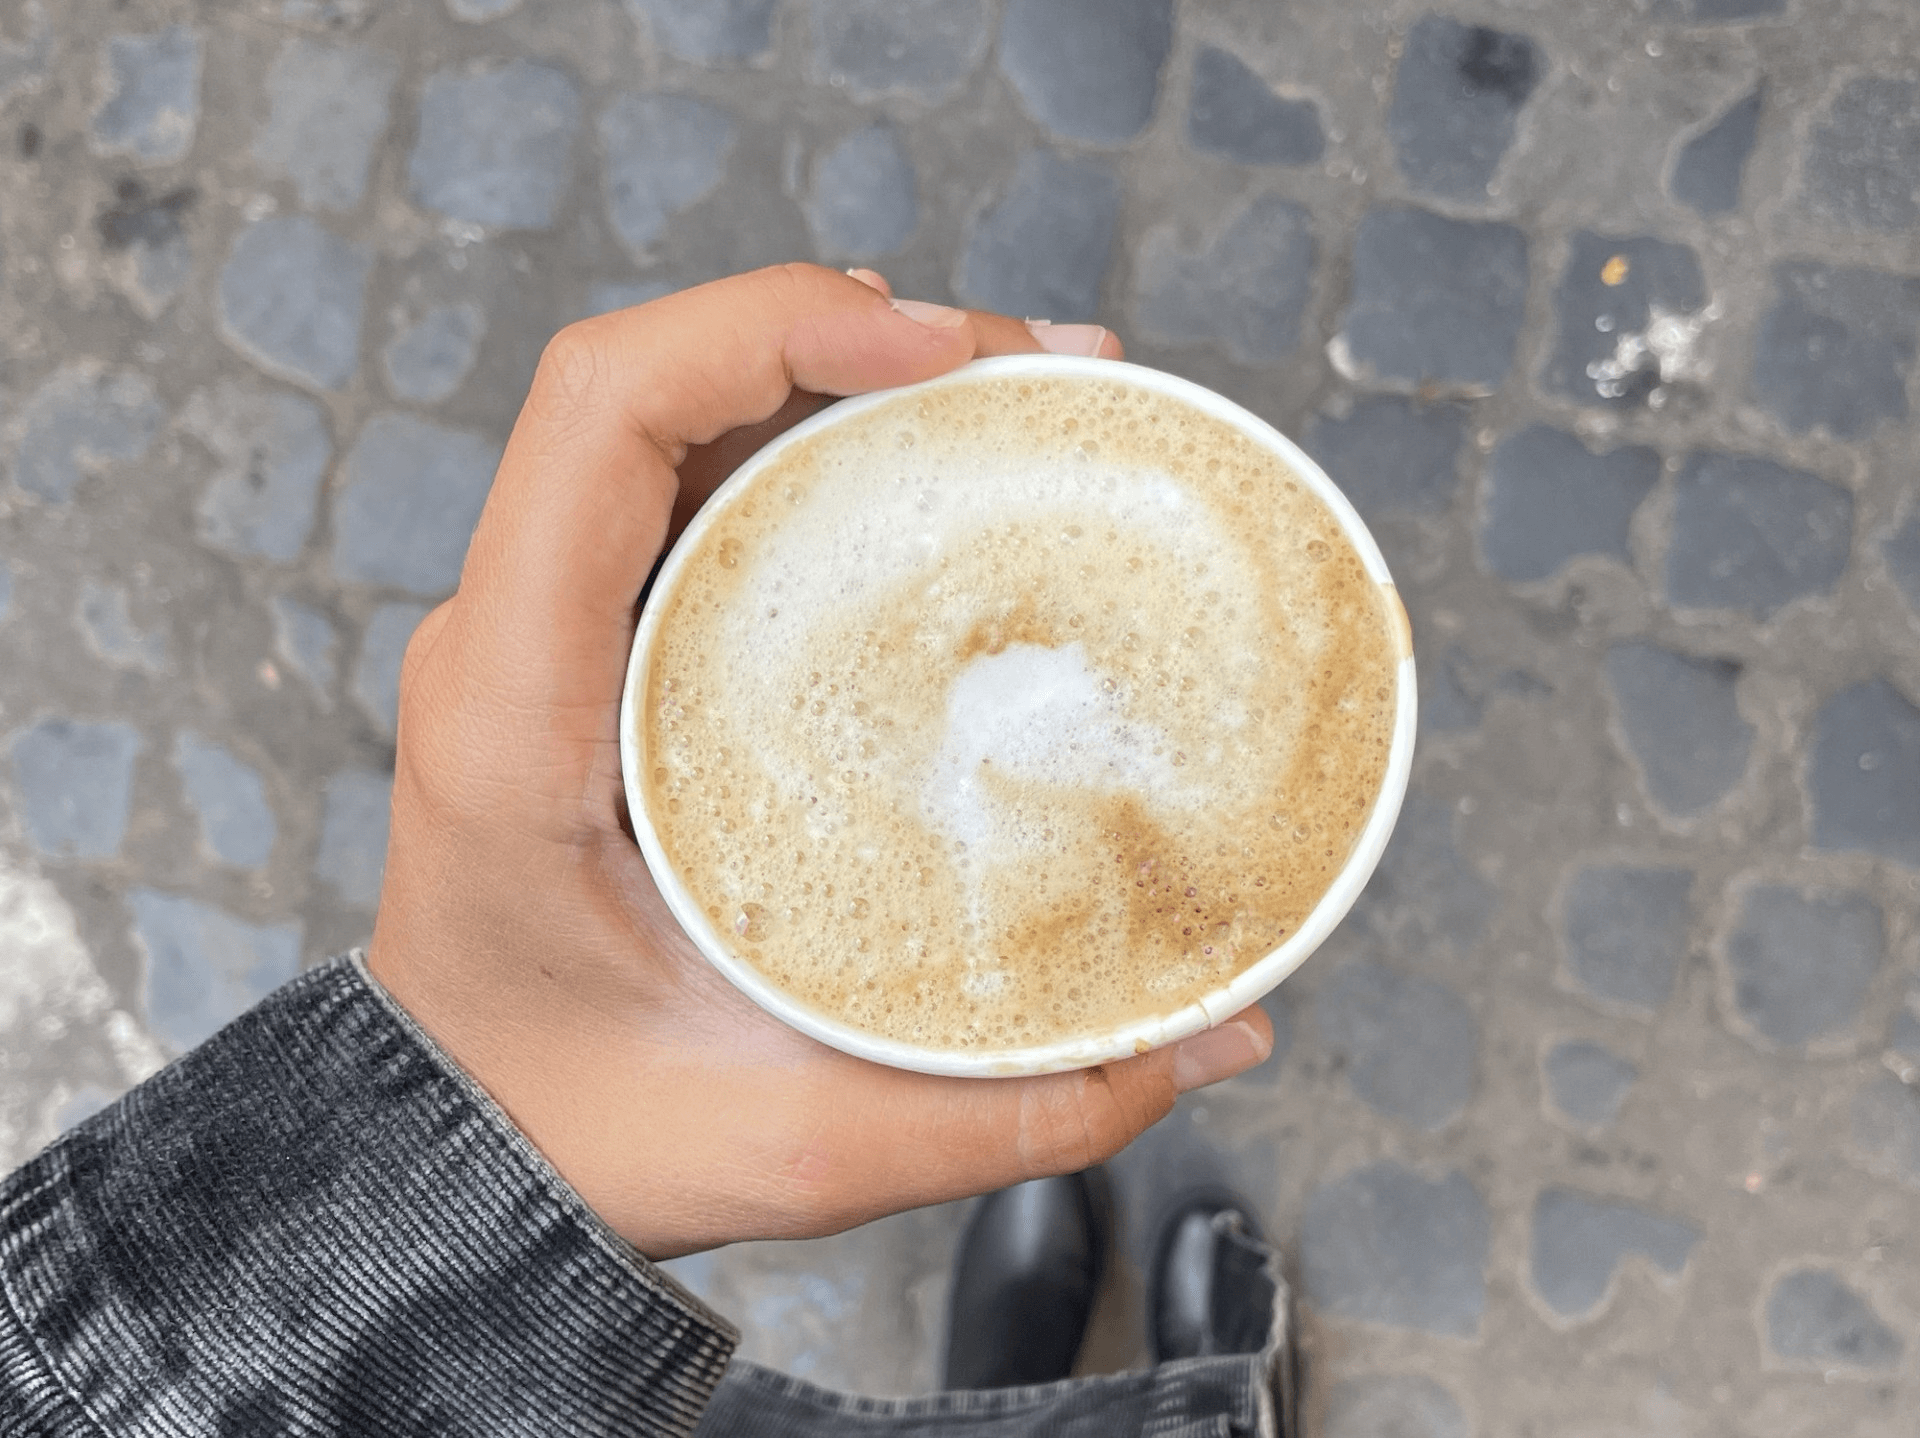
[530,322,613,414]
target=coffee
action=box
[638,370,1401,1054]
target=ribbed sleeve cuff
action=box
[0,954,737,1437]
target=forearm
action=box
[0,955,736,1436]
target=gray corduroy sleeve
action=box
[0,953,737,1436]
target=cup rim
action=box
[619,355,1417,1077]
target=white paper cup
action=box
[620,356,1416,1077]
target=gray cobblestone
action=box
[1300,1160,1488,1337]
[218,217,372,392]
[1529,1188,1699,1320]
[1543,233,1707,410]
[184,381,332,564]
[128,889,300,1055]
[351,603,428,736]
[0,561,11,624]
[624,0,776,66]
[1562,864,1692,1013]
[8,718,141,860]
[1851,1074,1920,1188]
[78,582,167,674]
[1886,509,1920,619]
[1725,885,1880,1049]
[314,769,392,908]
[1418,648,1481,736]
[410,61,582,230]
[1132,195,1313,366]
[1807,678,1920,868]
[1750,262,1920,441]
[996,0,1171,146]
[1336,206,1528,391]
[1481,424,1658,583]
[1302,396,1466,522]
[1765,1269,1904,1370]
[1665,452,1852,618]
[1670,87,1762,217]
[809,0,990,104]
[957,149,1118,323]
[1387,16,1539,202]
[1346,791,1492,960]
[806,125,918,262]
[252,39,397,212]
[1323,1376,1466,1438]
[1689,0,1783,17]
[172,733,276,870]
[599,93,737,258]
[1314,961,1475,1131]
[383,304,485,405]
[11,365,163,504]
[1543,1039,1636,1128]
[1893,981,1920,1058]
[447,0,522,18]
[90,26,202,165]
[1804,75,1920,234]
[587,280,674,317]
[95,179,196,318]
[330,414,502,596]
[270,596,339,705]
[1185,46,1323,168]
[1606,642,1753,818]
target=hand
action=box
[366,264,1274,1259]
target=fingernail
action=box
[891,297,968,328]
[847,267,888,292]
[1028,321,1109,357]
[1171,1020,1270,1093]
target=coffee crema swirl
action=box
[640,373,1400,1053]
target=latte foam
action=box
[640,371,1401,1053]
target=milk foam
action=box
[642,373,1399,1052]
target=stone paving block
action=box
[1606,642,1753,817]
[806,125,918,261]
[1766,1269,1904,1369]
[410,60,582,230]
[78,581,167,674]
[1665,452,1852,617]
[1885,509,1920,619]
[599,93,737,257]
[8,718,141,860]
[1300,1160,1488,1337]
[997,0,1171,146]
[1314,961,1476,1130]
[90,26,202,165]
[0,560,11,624]
[183,381,332,563]
[279,0,376,27]
[1186,45,1324,168]
[1807,679,1920,868]
[1688,0,1783,17]
[1543,1039,1636,1127]
[624,0,775,65]
[330,414,502,596]
[1348,791,1493,958]
[957,149,1119,323]
[1804,75,1920,234]
[1750,261,1920,441]
[1893,982,1920,1058]
[448,0,522,18]
[809,0,990,104]
[1851,1074,1920,1188]
[128,889,300,1054]
[315,769,392,908]
[1480,424,1658,583]
[1323,1375,1467,1438]
[1530,1188,1700,1320]
[11,364,163,504]
[1418,648,1482,737]
[218,217,373,392]
[1388,16,1540,202]
[1670,87,1762,217]
[252,39,397,212]
[1562,864,1692,1012]
[586,280,674,317]
[1336,206,1528,391]
[1302,396,1467,521]
[172,733,276,869]
[1131,195,1312,366]
[383,304,485,405]
[1544,233,1709,409]
[270,595,339,703]
[1725,885,1880,1049]
[94,178,196,316]
[352,602,428,736]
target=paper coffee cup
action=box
[620,356,1415,1077]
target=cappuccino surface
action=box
[640,372,1401,1053]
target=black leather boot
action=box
[1147,1191,1276,1362]
[942,1169,1111,1390]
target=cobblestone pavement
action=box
[2,1,1918,1433]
